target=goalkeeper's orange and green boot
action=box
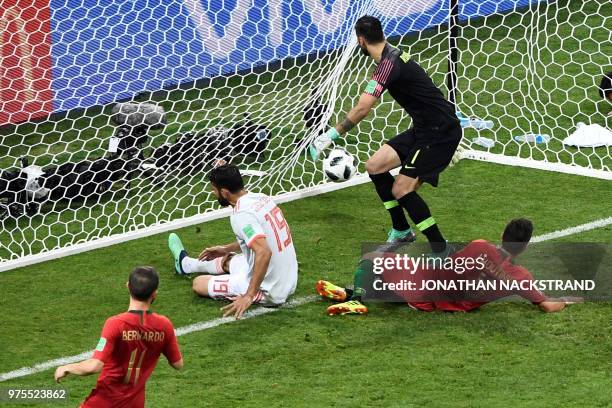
[326,300,368,316]
[315,280,348,302]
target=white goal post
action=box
[0,0,610,271]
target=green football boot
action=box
[168,233,188,275]
[377,228,417,251]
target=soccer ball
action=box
[323,148,357,182]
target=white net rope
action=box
[456,0,611,175]
[0,0,609,265]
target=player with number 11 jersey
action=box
[54,267,183,408]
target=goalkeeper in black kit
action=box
[310,15,462,258]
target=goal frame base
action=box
[459,149,612,180]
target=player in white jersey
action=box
[167,164,298,319]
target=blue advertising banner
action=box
[47,0,541,114]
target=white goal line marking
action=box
[530,217,612,243]
[1,216,611,382]
[0,296,317,383]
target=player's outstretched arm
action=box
[334,93,378,135]
[537,296,583,313]
[538,301,566,313]
[163,318,183,370]
[222,237,272,319]
[198,241,241,260]
[170,358,184,370]
[309,93,377,160]
[54,358,103,383]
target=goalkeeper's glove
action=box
[309,128,340,161]
[449,146,464,167]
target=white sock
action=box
[182,256,225,274]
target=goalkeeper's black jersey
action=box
[364,43,460,142]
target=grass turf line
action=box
[2,215,610,382]
[0,160,610,407]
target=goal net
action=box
[1,0,610,270]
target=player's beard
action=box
[359,43,370,57]
[217,196,231,207]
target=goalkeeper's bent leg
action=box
[365,146,411,233]
[368,172,410,232]
[397,191,446,253]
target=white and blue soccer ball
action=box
[323,148,357,182]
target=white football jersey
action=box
[230,192,298,304]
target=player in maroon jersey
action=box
[317,218,581,314]
[54,266,183,408]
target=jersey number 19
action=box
[264,207,292,252]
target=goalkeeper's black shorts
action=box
[386,125,462,187]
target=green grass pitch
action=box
[1,0,611,406]
[0,161,611,407]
